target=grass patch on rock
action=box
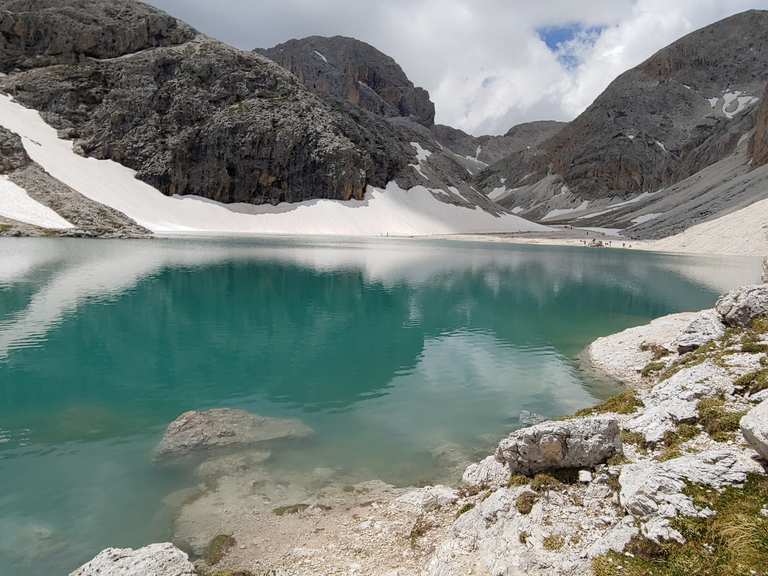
[507,474,530,487]
[409,514,433,548]
[592,474,768,576]
[530,474,564,493]
[204,534,236,566]
[575,390,642,417]
[659,423,699,461]
[641,342,672,360]
[455,502,475,518]
[734,368,768,395]
[697,398,745,442]
[542,534,565,551]
[515,491,537,515]
[641,361,667,378]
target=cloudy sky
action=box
[149,0,768,135]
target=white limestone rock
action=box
[461,455,511,488]
[155,408,313,457]
[395,485,458,512]
[70,543,195,576]
[618,449,762,542]
[716,284,768,327]
[495,416,622,475]
[671,309,726,353]
[626,362,733,443]
[741,398,768,460]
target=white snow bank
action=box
[0,95,546,237]
[542,201,590,221]
[0,176,73,229]
[720,91,760,119]
[313,50,328,64]
[631,213,663,225]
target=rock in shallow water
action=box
[155,408,312,457]
[70,543,195,576]
[741,398,768,460]
[494,416,622,475]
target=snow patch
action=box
[0,95,547,237]
[312,50,328,64]
[0,176,74,229]
[655,141,667,154]
[631,213,664,225]
[721,91,760,119]
[541,201,590,222]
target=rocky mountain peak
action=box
[257,35,435,126]
[477,8,768,229]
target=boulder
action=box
[155,408,312,457]
[462,455,511,488]
[494,416,621,475]
[741,398,768,460]
[715,284,768,327]
[70,543,195,576]
[671,309,726,353]
[396,485,458,512]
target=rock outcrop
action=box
[257,36,435,126]
[0,125,149,238]
[155,408,312,457]
[494,416,621,475]
[715,284,768,327]
[741,398,768,460]
[619,449,761,542]
[751,84,768,167]
[0,0,196,72]
[431,120,565,166]
[0,0,419,207]
[671,309,727,353]
[70,543,195,576]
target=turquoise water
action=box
[0,237,759,575]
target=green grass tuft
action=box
[543,534,565,551]
[515,491,537,514]
[697,398,745,442]
[576,390,643,417]
[204,534,236,566]
[592,474,768,576]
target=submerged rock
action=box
[70,543,195,576]
[741,398,768,460]
[495,416,622,475]
[716,284,768,327]
[671,309,726,353]
[155,408,312,457]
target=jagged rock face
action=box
[479,10,768,207]
[0,1,423,205]
[257,36,435,126]
[431,120,565,166]
[751,84,768,167]
[0,0,196,72]
[0,126,30,172]
[715,284,768,327]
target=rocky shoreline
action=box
[71,284,768,576]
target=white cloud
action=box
[148,0,768,135]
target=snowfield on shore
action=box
[0,95,547,237]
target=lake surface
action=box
[0,237,760,575]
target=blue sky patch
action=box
[537,23,606,69]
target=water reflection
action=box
[0,237,760,575]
